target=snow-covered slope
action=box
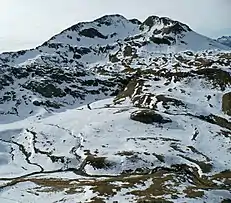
[1,93,231,202]
[217,36,231,47]
[0,14,231,202]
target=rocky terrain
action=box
[217,36,231,48]
[0,14,231,203]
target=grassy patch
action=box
[184,188,204,198]
[3,164,231,202]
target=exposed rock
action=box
[129,18,142,25]
[161,22,191,34]
[85,155,113,169]
[150,36,171,45]
[23,82,66,98]
[140,16,160,30]
[222,92,231,116]
[109,54,120,63]
[130,110,172,124]
[156,95,186,109]
[193,68,231,90]
[197,114,231,130]
[79,28,107,39]
[123,45,133,57]
[33,100,41,106]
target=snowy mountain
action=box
[0,15,229,66]
[0,15,230,121]
[217,36,231,47]
[0,14,231,203]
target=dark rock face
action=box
[129,19,142,25]
[150,36,171,45]
[75,47,91,55]
[23,82,66,98]
[222,92,231,116]
[94,14,125,26]
[141,16,160,29]
[140,16,191,34]
[0,61,128,120]
[162,22,191,35]
[109,54,120,63]
[32,100,41,106]
[197,114,231,131]
[155,95,186,109]
[194,68,231,91]
[140,16,173,29]
[79,28,107,39]
[123,45,133,57]
[130,110,172,124]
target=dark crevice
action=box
[0,138,43,172]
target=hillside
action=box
[0,14,231,203]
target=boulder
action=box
[123,45,133,57]
[222,92,231,116]
[130,110,171,124]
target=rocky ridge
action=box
[217,36,231,47]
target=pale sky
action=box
[0,0,230,53]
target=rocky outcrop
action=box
[130,110,171,124]
[79,28,107,39]
[217,36,231,47]
[222,92,231,116]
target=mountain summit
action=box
[217,35,231,47]
[0,14,231,203]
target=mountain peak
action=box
[217,35,231,40]
[142,15,172,27]
[217,36,231,47]
[140,15,191,34]
[93,14,128,25]
[0,14,230,67]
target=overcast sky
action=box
[0,0,230,53]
